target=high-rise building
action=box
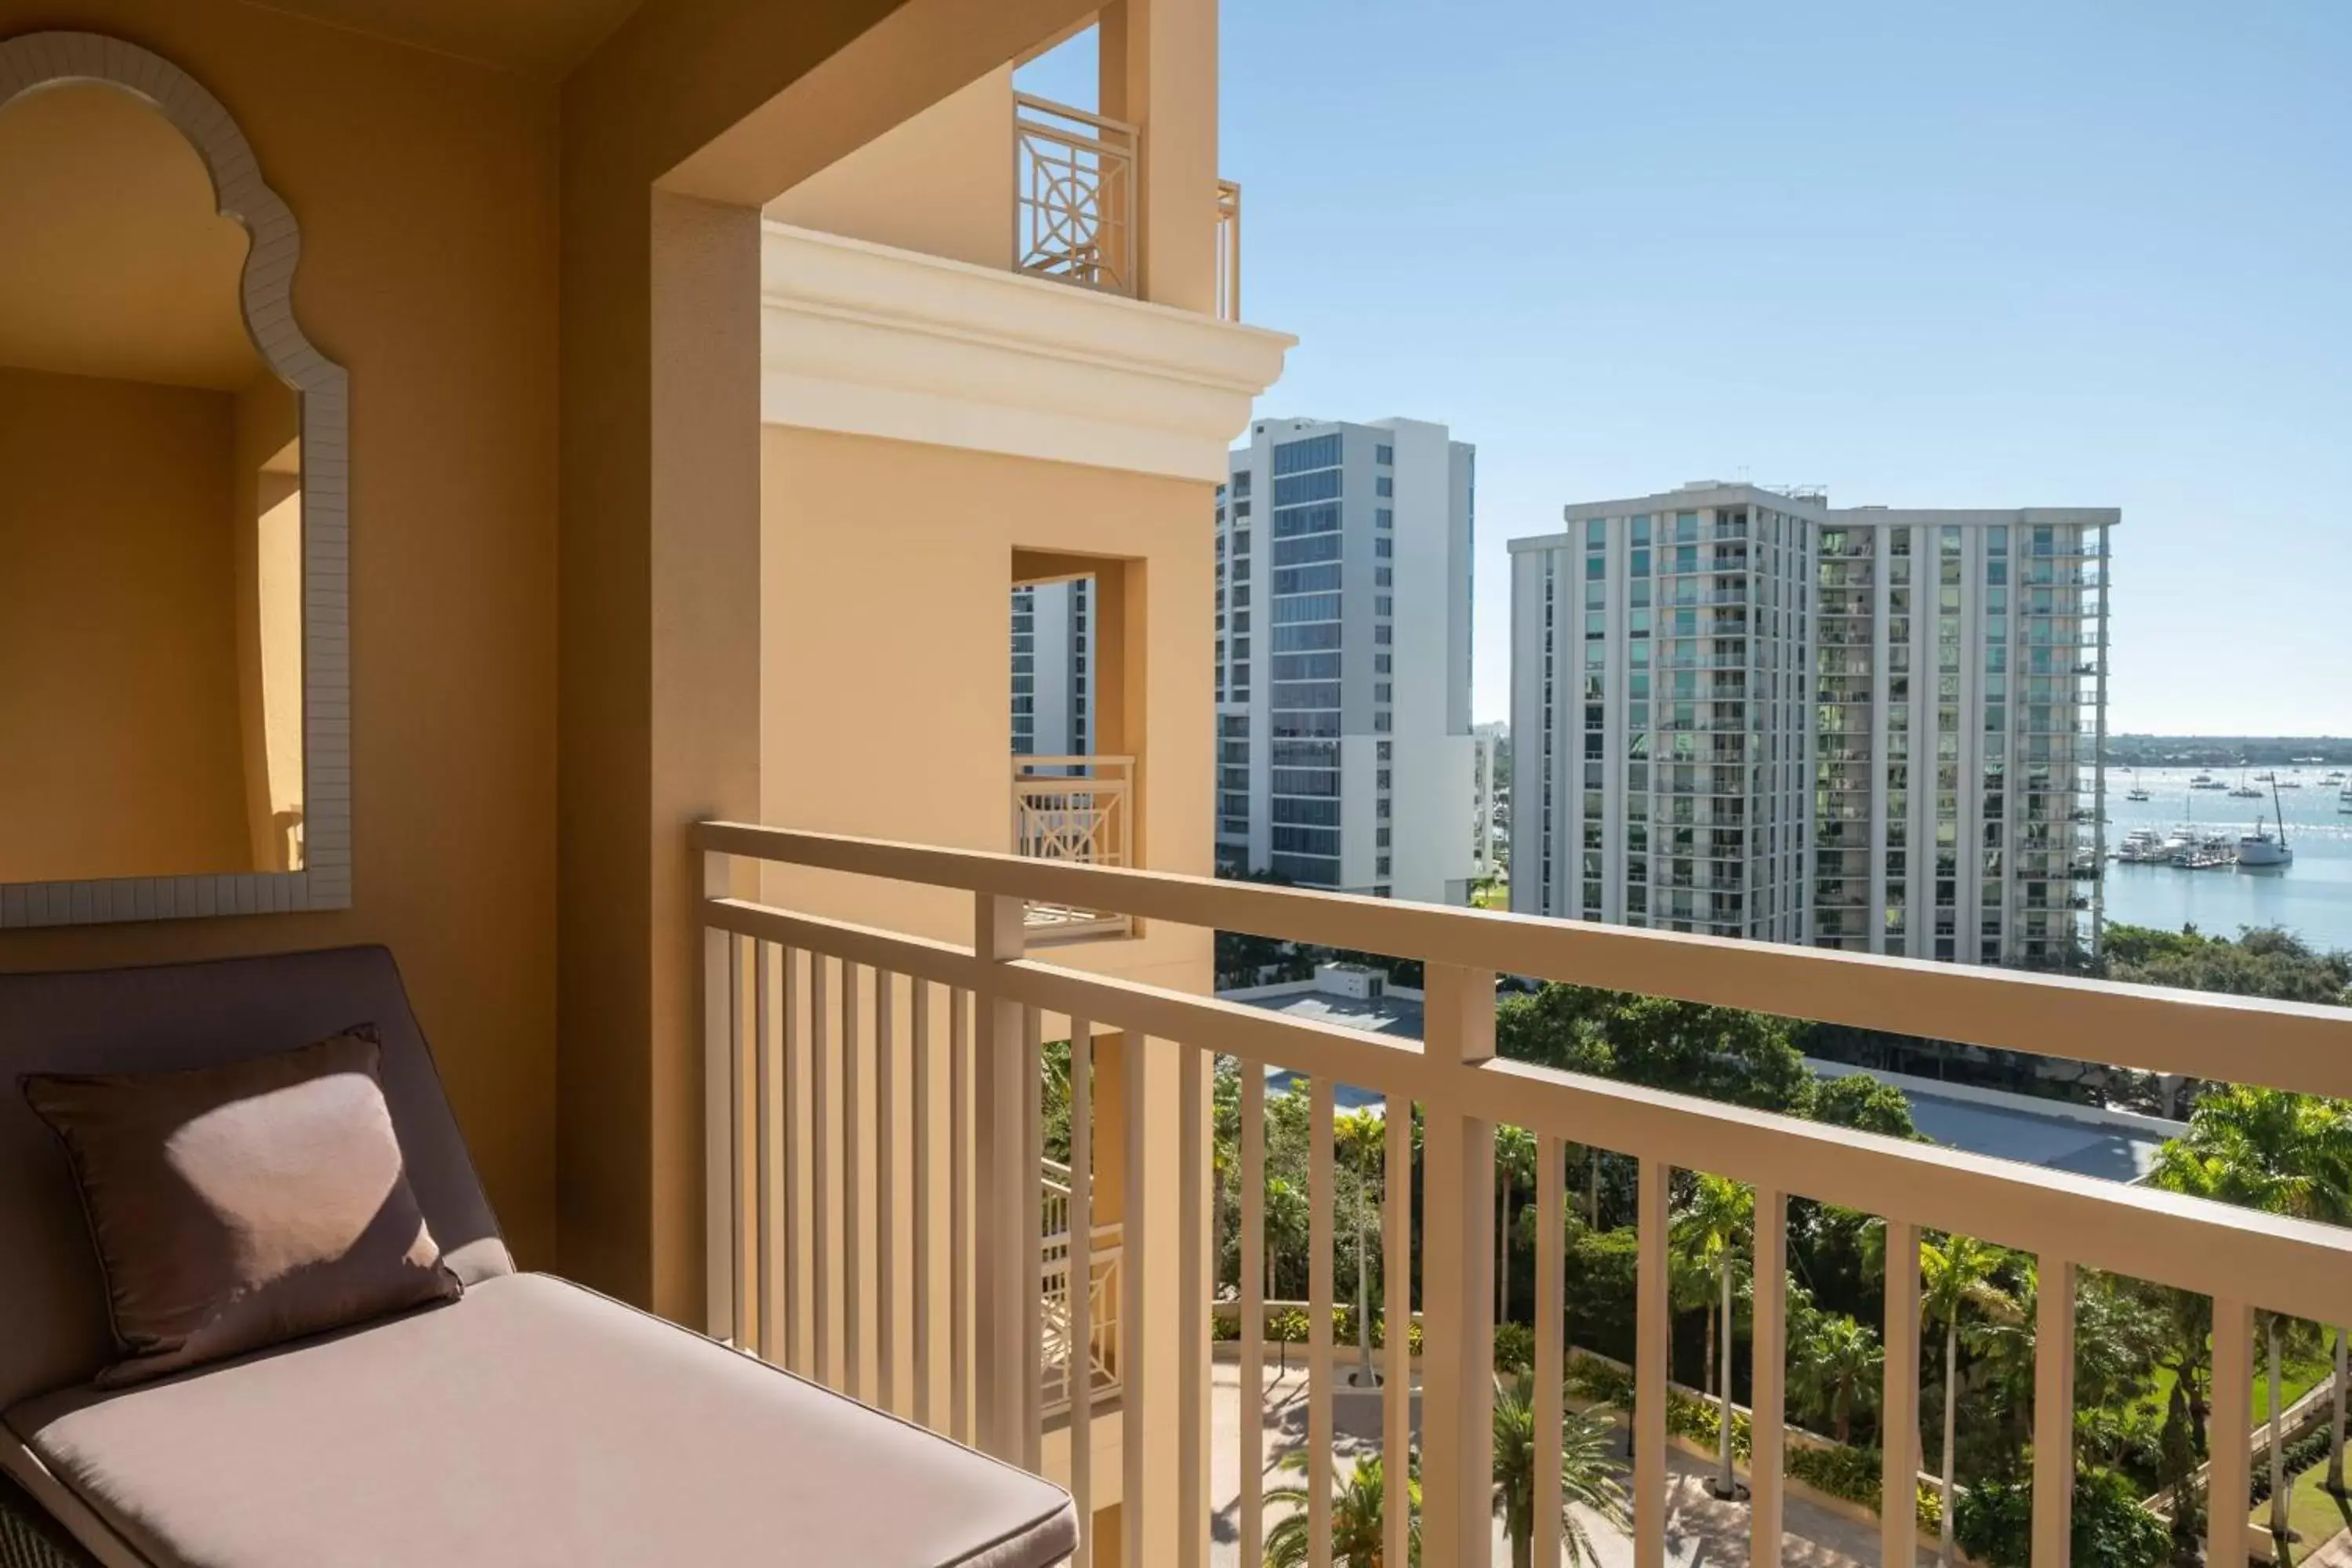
[1472,724,1504,881]
[1215,417,1478,903]
[1508,483,2113,967]
[1010,579,1091,757]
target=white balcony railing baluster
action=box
[1306,1075,1335,1568]
[1021,999,1044,1470]
[843,961,864,1403]
[876,968,898,1412]
[699,822,2352,1568]
[911,975,935,1429]
[1882,1218,1922,1568]
[1236,1059,1267,1563]
[1215,180,1242,323]
[1751,1188,1790,1567]
[2031,1255,2077,1568]
[1533,1133,1566,1568]
[1635,1157,1670,1568]
[1066,1014,1094,1566]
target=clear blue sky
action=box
[1022,2,2352,735]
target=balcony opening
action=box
[1011,555,1138,942]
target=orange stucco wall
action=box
[757,425,1216,997]
[558,0,1096,1316]
[0,0,562,1265]
[0,365,250,880]
[0,0,1142,1316]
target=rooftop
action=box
[1225,975,2182,1181]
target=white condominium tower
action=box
[1010,579,1091,757]
[1508,486,1817,942]
[1509,483,2114,967]
[1214,418,1478,904]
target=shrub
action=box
[1565,1353,1634,1406]
[1788,1441,1882,1508]
[1956,1471,2168,1568]
[1784,1444,1940,1534]
[1240,1307,1421,1356]
[1493,1322,1534,1374]
[1213,1313,1240,1342]
[2250,1427,2335,1506]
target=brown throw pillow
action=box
[22,1026,462,1387]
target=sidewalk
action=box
[1208,1359,1937,1568]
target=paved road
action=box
[1208,1359,1937,1568]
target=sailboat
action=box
[2125,768,2151,803]
[2239,777,2293,868]
[2228,770,2263,800]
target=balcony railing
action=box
[695,821,2352,1568]
[1014,93,1136,296]
[1041,1156,1123,1416]
[1215,178,1242,323]
[1011,754,1133,940]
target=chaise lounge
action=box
[0,946,1076,1568]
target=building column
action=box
[1100,0,1218,314]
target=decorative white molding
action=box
[0,31,352,928]
[760,221,1293,482]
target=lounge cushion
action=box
[22,1028,463,1388]
[6,1272,1077,1568]
[0,947,510,1414]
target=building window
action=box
[1376,476,1394,498]
[1376,444,1393,465]
[1272,433,1341,474]
[1376,508,1393,529]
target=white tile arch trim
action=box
[0,31,352,927]
[759,221,1294,482]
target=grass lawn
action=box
[1472,880,1508,910]
[2256,1351,2333,1427]
[2253,1457,2352,1563]
[2135,1345,2331,1434]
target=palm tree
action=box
[1672,1174,1754,1497]
[1262,1449,1417,1568]
[1491,1374,1630,1568]
[1791,1312,1882,1444]
[1919,1232,2021,1568]
[2151,1086,2352,1537]
[1334,1107,1387,1389]
[1496,1125,1539,1327]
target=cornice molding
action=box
[760,221,1292,482]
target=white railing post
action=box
[1179,1042,1210,1568]
[2209,1297,2253,1568]
[1120,1030,1150,1568]
[1418,962,1496,1566]
[1635,1158,1670,1568]
[1534,1134,1566,1568]
[1751,1189,1789,1568]
[1069,1017,1094,1566]
[702,848,738,1345]
[2031,1256,2076,1568]
[1882,1221,1922,1568]
[1020,1006,1044,1469]
[1214,180,1242,322]
[1308,1076,1336,1566]
[1238,1059,1267,1565]
[974,891,1031,1465]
